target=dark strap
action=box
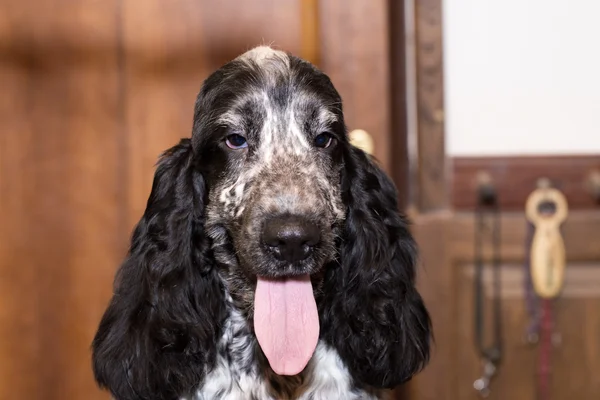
[523,221,541,341]
[473,185,503,365]
[538,299,554,400]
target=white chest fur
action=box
[188,308,387,400]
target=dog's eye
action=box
[314,133,333,148]
[225,134,248,149]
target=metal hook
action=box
[476,171,497,206]
[536,177,552,189]
[473,359,497,398]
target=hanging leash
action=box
[537,298,554,400]
[473,176,503,397]
[524,179,568,400]
[523,221,541,343]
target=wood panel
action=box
[389,0,410,210]
[455,265,536,400]
[300,0,321,66]
[410,211,600,400]
[0,1,123,399]
[408,211,456,400]
[319,0,392,172]
[454,265,600,399]
[413,0,448,212]
[452,155,600,211]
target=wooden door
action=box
[1,2,125,398]
[0,1,398,399]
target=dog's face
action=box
[194,47,346,308]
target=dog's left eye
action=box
[225,134,248,149]
[314,133,333,148]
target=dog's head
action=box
[92,46,431,400]
[197,46,345,288]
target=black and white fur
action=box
[92,46,432,400]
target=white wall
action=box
[443,0,600,156]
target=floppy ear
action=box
[91,138,226,400]
[319,145,432,389]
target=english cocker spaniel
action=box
[92,46,431,400]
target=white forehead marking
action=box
[260,92,276,165]
[238,45,288,65]
[257,93,312,166]
[288,106,310,154]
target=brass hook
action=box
[586,170,600,203]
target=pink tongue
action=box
[254,274,319,376]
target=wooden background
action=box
[0,1,398,399]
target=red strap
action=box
[538,299,553,400]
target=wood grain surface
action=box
[452,155,600,211]
[0,1,123,398]
[413,0,448,212]
[319,0,392,173]
[411,211,600,400]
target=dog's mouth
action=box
[254,274,319,376]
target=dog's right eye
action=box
[314,133,334,149]
[225,134,248,149]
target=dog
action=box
[92,45,431,400]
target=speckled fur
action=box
[91,45,431,400]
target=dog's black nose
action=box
[262,216,321,263]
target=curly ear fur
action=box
[91,139,226,400]
[319,145,432,389]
